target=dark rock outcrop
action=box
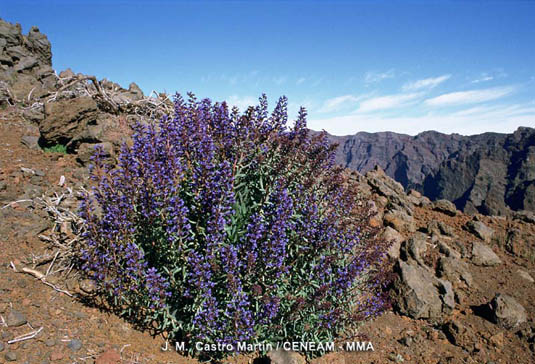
[0,18,55,104]
[328,127,535,215]
[40,96,99,147]
[0,18,146,165]
[393,260,455,320]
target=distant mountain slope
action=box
[325,127,535,215]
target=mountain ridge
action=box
[325,126,535,215]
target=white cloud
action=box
[451,103,535,118]
[364,69,395,84]
[402,74,451,91]
[318,94,367,113]
[227,95,257,111]
[471,74,494,84]
[358,93,422,112]
[296,77,306,85]
[425,86,516,106]
[308,102,535,136]
[470,70,508,84]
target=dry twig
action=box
[21,267,74,297]
[7,327,43,344]
[1,199,33,209]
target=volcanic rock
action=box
[490,293,527,329]
[21,135,40,150]
[401,233,428,264]
[465,220,494,243]
[4,351,17,361]
[433,199,458,216]
[383,209,416,233]
[76,142,114,166]
[436,240,461,259]
[516,270,534,283]
[471,241,502,266]
[437,256,473,287]
[393,260,453,319]
[0,18,54,97]
[40,96,99,147]
[6,309,27,327]
[382,226,405,260]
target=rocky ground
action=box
[1,17,535,364]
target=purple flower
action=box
[77,93,390,357]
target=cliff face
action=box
[328,127,535,215]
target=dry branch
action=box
[7,327,43,344]
[21,267,74,297]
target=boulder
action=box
[127,82,144,101]
[59,68,75,78]
[10,73,49,100]
[437,221,455,237]
[490,293,527,329]
[433,199,457,216]
[401,233,428,264]
[383,208,416,233]
[22,107,45,123]
[408,189,421,198]
[465,220,494,243]
[393,260,453,319]
[516,270,534,283]
[366,166,406,199]
[437,256,473,287]
[21,135,40,150]
[436,240,461,259]
[425,219,455,237]
[471,241,501,266]
[381,226,405,260]
[437,279,455,313]
[40,96,99,147]
[406,189,425,206]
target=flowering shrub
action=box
[78,93,390,359]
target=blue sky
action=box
[2,0,534,135]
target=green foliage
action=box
[43,144,67,154]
